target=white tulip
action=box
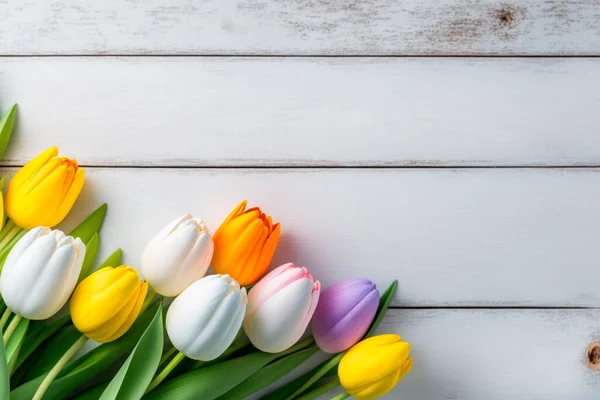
[0,227,85,320]
[244,263,321,353]
[166,274,247,361]
[141,214,214,297]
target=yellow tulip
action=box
[212,200,281,286]
[339,334,413,399]
[70,265,147,343]
[0,192,4,231]
[5,146,84,228]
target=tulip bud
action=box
[5,147,85,229]
[312,279,380,354]
[141,214,214,297]
[244,263,320,353]
[0,227,85,320]
[70,265,147,343]
[339,334,413,399]
[166,274,247,361]
[212,200,280,286]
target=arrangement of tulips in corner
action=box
[0,104,413,400]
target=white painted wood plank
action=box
[1,0,599,55]
[328,309,600,399]
[1,57,600,167]
[47,167,600,307]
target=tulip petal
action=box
[218,218,263,281]
[53,166,85,228]
[244,277,317,353]
[339,335,411,396]
[142,219,199,296]
[251,222,280,283]
[94,281,147,343]
[170,231,213,294]
[23,241,81,320]
[1,227,49,275]
[8,147,58,191]
[235,222,268,285]
[71,267,144,334]
[22,158,65,195]
[312,279,379,353]
[213,200,247,241]
[166,275,246,360]
[245,264,307,320]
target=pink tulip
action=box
[244,263,320,353]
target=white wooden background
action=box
[2,0,600,398]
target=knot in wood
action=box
[586,342,600,370]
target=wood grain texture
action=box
[306,309,600,399]
[1,0,600,55]
[1,57,600,167]
[46,167,600,307]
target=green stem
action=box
[141,288,159,313]
[159,346,177,368]
[329,391,350,400]
[7,335,23,376]
[295,377,342,400]
[3,313,22,343]
[285,352,344,400]
[146,351,186,394]
[0,225,22,251]
[0,220,15,243]
[32,334,88,400]
[0,308,11,331]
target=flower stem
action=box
[0,308,11,331]
[295,377,342,400]
[32,334,88,400]
[141,288,159,313]
[3,313,22,343]
[285,352,344,400]
[0,220,15,243]
[0,224,22,251]
[146,351,186,394]
[7,336,23,376]
[159,346,177,368]
[329,391,350,400]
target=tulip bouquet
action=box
[0,105,413,400]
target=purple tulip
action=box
[311,278,380,354]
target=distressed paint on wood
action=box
[1,0,600,55]
[1,57,600,167]
[44,167,600,307]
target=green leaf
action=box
[69,204,108,243]
[12,315,71,381]
[365,279,397,338]
[98,248,122,269]
[5,318,29,363]
[145,351,281,400]
[78,233,99,283]
[217,347,318,400]
[0,332,10,399]
[99,307,163,400]
[261,359,337,400]
[19,324,82,383]
[0,104,17,161]
[74,382,109,400]
[11,304,159,400]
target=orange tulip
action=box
[212,201,280,286]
